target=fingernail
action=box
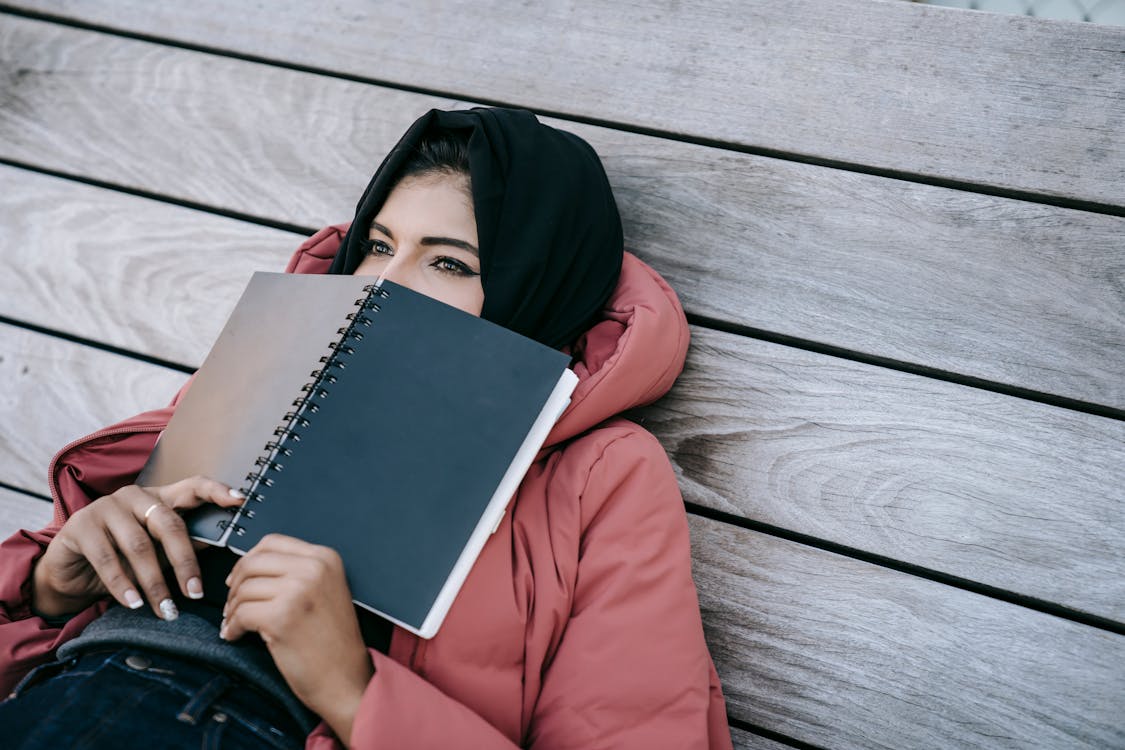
[219,618,228,640]
[222,601,229,618]
[125,589,143,609]
[224,574,232,587]
[187,577,203,599]
[159,598,179,622]
[229,488,245,499]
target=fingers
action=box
[99,481,223,615]
[227,551,297,586]
[249,533,324,555]
[119,484,201,608]
[138,499,204,602]
[66,515,147,612]
[225,535,340,593]
[221,576,278,641]
[153,475,245,511]
[222,599,274,642]
[141,475,242,600]
[223,546,304,641]
[69,494,163,615]
[43,476,238,618]
[223,537,345,642]
[102,486,182,620]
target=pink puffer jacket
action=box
[0,226,733,749]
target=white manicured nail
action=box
[125,589,143,609]
[229,488,245,499]
[186,577,203,599]
[159,598,179,621]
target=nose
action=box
[374,253,416,290]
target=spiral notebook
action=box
[137,272,577,638]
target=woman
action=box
[0,108,732,748]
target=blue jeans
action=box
[0,648,306,749]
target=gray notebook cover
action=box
[138,272,576,637]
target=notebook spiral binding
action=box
[217,282,391,538]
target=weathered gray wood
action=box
[10,0,1124,207]
[611,137,1125,411]
[0,487,53,538]
[689,516,1125,750]
[0,17,455,226]
[2,22,1123,408]
[643,326,1125,623]
[0,167,301,366]
[0,323,187,496]
[728,727,790,750]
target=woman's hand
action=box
[222,534,374,745]
[31,476,244,620]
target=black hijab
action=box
[328,108,623,349]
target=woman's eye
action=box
[432,257,479,277]
[363,239,394,257]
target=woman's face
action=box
[354,173,484,316]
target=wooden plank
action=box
[0,168,301,366]
[611,137,1125,412]
[0,324,187,495]
[643,327,1125,623]
[2,22,1122,408]
[0,487,53,539]
[690,516,1125,750]
[729,727,791,750]
[0,16,455,227]
[9,1,1124,207]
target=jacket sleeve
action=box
[307,650,521,749]
[0,407,172,695]
[0,473,111,695]
[0,525,108,694]
[310,428,729,750]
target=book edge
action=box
[412,367,579,638]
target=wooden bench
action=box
[1,1,1122,746]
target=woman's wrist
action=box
[316,658,375,746]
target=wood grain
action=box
[0,17,459,226]
[2,19,1123,408]
[638,326,1125,622]
[690,516,1125,750]
[603,130,1125,411]
[0,167,302,366]
[0,323,187,496]
[9,0,1124,207]
[0,487,53,539]
[728,727,791,750]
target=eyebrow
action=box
[371,222,479,257]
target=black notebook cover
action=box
[138,272,576,637]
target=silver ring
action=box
[142,502,162,523]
